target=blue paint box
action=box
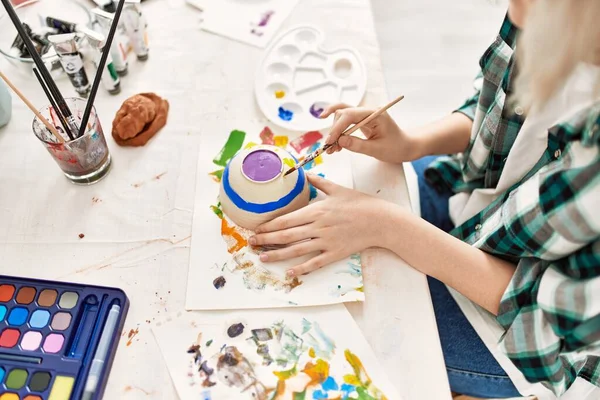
[0,275,129,399]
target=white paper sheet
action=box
[152,304,400,400]
[188,0,301,48]
[186,121,365,310]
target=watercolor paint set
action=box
[255,25,367,132]
[0,276,129,400]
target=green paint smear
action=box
[107,62,118,80]
[209,169,224,181]
[206,339,213,347]
[210,202,223,219]
[213,130,246,167]
[273,364,297,380]
[293,390,306,400]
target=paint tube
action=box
[81,28,121,95]
[48,33,91,97]
[40,15,84,34]
[91,8,129,76]
[122,0,149,61]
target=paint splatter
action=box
[302,359,329,385]
[126,328,139,346]
[309,104,324,118]
[213,130,246,167]
[260,126,275,145]
[227,323,245,338]
[244,142,257,149]
[278,107,294,122]
[206,339,213,347]
[290,131,323,153]
[343,349,388,399]
[274,135,289,148]
[213,276,226,289]
[275,90,285,99]
[257,10,274,27]
[78,233,85,239]
[209,169,224,182]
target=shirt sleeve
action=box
[496,247,600,396]
[454,70,484,121]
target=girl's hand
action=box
[321,103,420,164]
[249,174,391,277]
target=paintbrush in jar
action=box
[283,95,405,177]
[0,70,65,143]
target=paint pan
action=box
[0,276,129,400]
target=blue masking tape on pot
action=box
[222,158,306,214]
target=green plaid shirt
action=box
[426,15,600,396]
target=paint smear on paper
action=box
[216,346,271,399]
[210,203,223,219]
[213,130,246,167]
[260,126,275,145]
[274,136,289,148]
[275,90,285,99]
[221,218,248,253]
[303,143,323,170]
[258,10,274,27]
[232,252,302,293]
[278,107,294,122]
[290,131,323,153]
[209,169,224,183]
[245,142,258,149]
[344,349,389,400]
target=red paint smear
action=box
[259,126,275,145]
[290,131,323,153]
[221,218,247,253]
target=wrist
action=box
[405,129,430,160]
[370,200,407,250]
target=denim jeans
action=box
[411,156,521,398]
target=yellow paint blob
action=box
[283,158,295,168]
[274,136,289,148]
[0,394,19,400]
[302,359,330,385]
[275,90,285,99]
[314,155,323,166]
[244,142,257,149]
[48,376,75,400]
[308,347,316,358]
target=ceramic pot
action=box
[219,144,310,230]
[0,80,11,128]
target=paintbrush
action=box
[0,70,65,143]
[0,0,78,140]
[78,0,126,138]
[283,95,405,177]
[33,67,72,141]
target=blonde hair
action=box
[511,0,600,113]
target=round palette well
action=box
[255,25,367,132]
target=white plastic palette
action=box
[255,25,367,132]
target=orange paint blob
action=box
[221,218,248,253]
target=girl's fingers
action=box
[320,103,352,118]
[325,108,375,146]
[255,205,315,234]
[259,239,320,263]
[286,252,337,277]
[250,225,313,246]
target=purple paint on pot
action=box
[242,150,282,182]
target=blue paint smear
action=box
[322,376,339,391]
[278,106,294,121]
[304,143,321,170]
[201,390,212,400]
[341,383,356,399]
[312,389,328,399]
[309,184,317,200]
[222,160,306,213]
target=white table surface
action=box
[0,0,451,398]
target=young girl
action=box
[249,0,600,398]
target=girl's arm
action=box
[379,203,516,315]
[410,112,474,159]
